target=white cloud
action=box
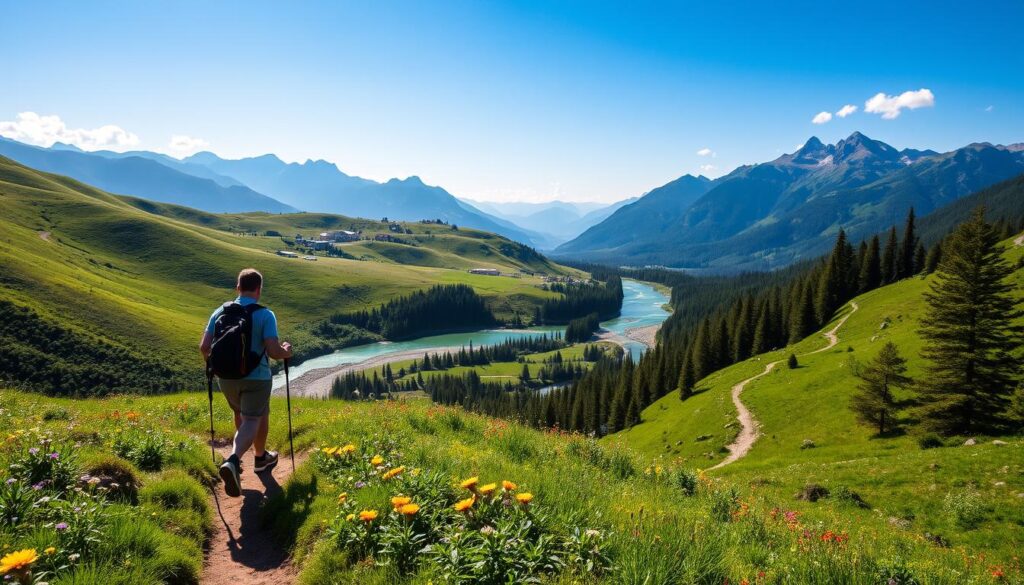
[0,111,139,150]
[812,111,833,125]
[985,105,994,112]
[864,88,935,119]
[696,147,715,157]
[167,134,209,157]
[836,104,858,118]
[699,164,716,173]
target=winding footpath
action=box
[203,446,307,585]
[710,301,859,470]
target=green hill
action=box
[611,234,1024,561]
[0,156,573,393]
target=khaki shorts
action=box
[218,378,272,417]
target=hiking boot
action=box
[219,456,242,497]
[254,450,279,473]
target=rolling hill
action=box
[555,133,1024,271]
[0,155,574,393]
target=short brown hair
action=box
[236,268,263,292]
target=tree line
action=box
[534,276,623,324]
[565,313,600,343]
[330,284,497,340]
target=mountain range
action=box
[0,138,547,247]
[554,132,1024,271]
[467,198,637,245]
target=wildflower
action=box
[28,448,39,456]
[399,503,420,517]
[460,476,479,490]
[370,455,384,466]
[55,523,68,531]
[354,481,366,489]
[337,492,348,504]
[359,509,379,522]
[516,493,534,505]
[480,525,495,535]
[454,497,475,512]
[322,446,338,456]
[502,480,517,491]
[68,553,80,562]
[340,444,356,455]
[391,496,412,509]
[479,483,497,496]
[345,513,355,522]
[44,547,56,555]
[0,548,38,575]
[382,466,405,480]
[991,566,1005,580]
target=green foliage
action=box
[564,312,600,343]
[850,342,912,434]
[331,284,498,340]
[112,429,169,472]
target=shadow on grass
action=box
[261,465,319,550]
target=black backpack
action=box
[208,302,266,379]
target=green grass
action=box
[612,235,1024,566]
[3,390,1020,583]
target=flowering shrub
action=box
[315,436,612,582]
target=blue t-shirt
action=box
[205,296,279,380]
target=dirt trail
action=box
[1015,233,1024,247]
[710,301,859,470]
[203,447,307,585]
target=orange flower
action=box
[391,496,412,509]
[502,480,517,491]
[515,492,534,504]
[359,509,378,522]
[460,476,479,490]
[479,483,497,496]
[382,466,405,480]
[370,455,384,466]
[399,503,420,516]
[337,492,348,504]
[0,548,38,575]
[454,496,475,512]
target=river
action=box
[272,279,670,393]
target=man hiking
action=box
[200,268,293,497]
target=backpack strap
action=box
[243,303,267,363]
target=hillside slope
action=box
[0,156,571,393]
[611,237,1024,557]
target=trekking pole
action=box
[205,362,216,464]
[284,358,296,472]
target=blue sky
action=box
[2,0,1022,202]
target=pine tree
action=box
[924,241,942,274]
[913,242,927,275]
[897,208,917,279]
[678,355,695,399]
[520,363,531,384]
[917,208,1024,434]
[881,226,899,284]
[691,320,713,380]
[787,353,798,369]
[751,300,771,355]
[859,235,882,292]
[850,342,912,434]
[789,280,816,343]
[816,229,853,322]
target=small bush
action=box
[672,469,699,496]
[918,433,944,449]
[787,354,799,369]
[82,455,142,503]
[113,430,169,471]
[607,451,635,480]
[943,489,984,529]
[42,407,71,421]
[709,487,740,522]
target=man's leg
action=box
[232,415,262,458]
[233,410,242,431]
[253,412,269,458]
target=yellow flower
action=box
[399,503,420,517]
[479,483,497,496]
[391,496,412,509]
[340,444,356,455]
[460,476,479,490]
[359,509,379,522]
[502,480,517,491]
[43,546,56,556]
[454,496,475,512]
[516,493,534,504]
[345,513,356,522]
[370,455,384,466]
[322,446,338,455]
[382,466,405,480]
[337,492,348,504]
[0,548,38,575]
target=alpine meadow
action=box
[2,3,1024,585]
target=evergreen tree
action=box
[789,280,816,343]
[913,242,927,275]
[678,355,695,399]
[924,241,943,274]
[858,235,882,292]
[917,208,1024,434]
[750,300,771,355]
[787,353,798,369]
[897,208,917,279]
[850,342,912,434]
[520,363,531,384]
[881,226,899,284]
[691,320,713,380]
[816,229,854,322]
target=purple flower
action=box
[32,482,45,490]
[29,447,39,455]
[4,478,15,485]
[49,452,60,460]
[354,481,366,489]
[55,522,69,531]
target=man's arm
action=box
[264,337,293,360]
[199,331,213,360]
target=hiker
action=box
[200,268,293,497]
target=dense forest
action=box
[534,276,623,324]
[0,300,193,395]
[565,312,600,343]
[330,284,498,339]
